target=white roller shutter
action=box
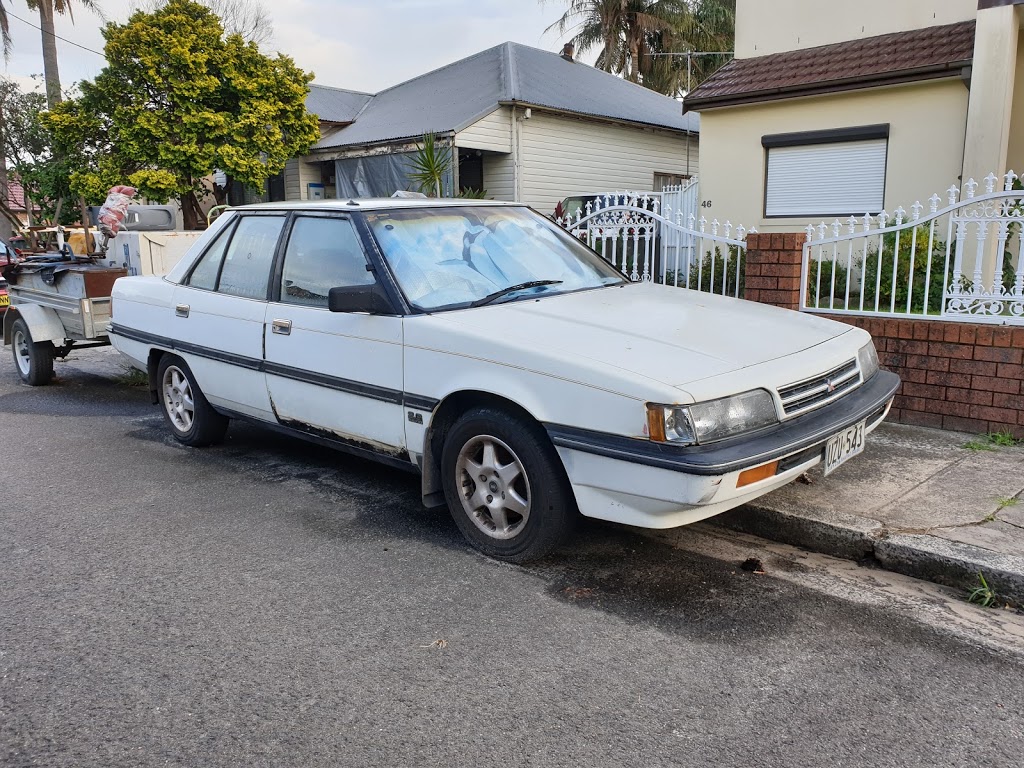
[765,139,887,217]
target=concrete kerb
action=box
[712,504,1024,607]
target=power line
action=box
[6,11,105,57]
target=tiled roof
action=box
[684,21,976,111]
[312,42,698,152]
[4,179,36,212]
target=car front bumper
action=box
[546,370,900,529]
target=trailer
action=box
[2,215,204,386]
[2,259,126,385]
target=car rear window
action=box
[216,215,286,300]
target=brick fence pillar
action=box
[744,232,805,310]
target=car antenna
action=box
[347,199,360,206]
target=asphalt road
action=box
[1,347,1022,768]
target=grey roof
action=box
[306,84,373,124]
[312,42,698,151]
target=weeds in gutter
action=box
[996,496,1020,510]
[966,572,1001,608]
[116,365,149,387]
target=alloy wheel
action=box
[162,365,195,433]
[455,435,532,540]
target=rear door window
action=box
[217,216,286,300]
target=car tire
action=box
[11,317,54,386]
[440,406,576,562]
[157,354,228,447]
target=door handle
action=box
[175,304,190,318]
[271,318,292,336]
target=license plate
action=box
[0,294,9,307]
[823,420,865,476]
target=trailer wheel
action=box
[11,318,54,386]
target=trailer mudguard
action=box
[3,304,68,345]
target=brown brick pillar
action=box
[744,232,805,310]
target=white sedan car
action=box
[109,200,899,561]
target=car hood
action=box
[429,282,854,387]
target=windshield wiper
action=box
[469,280,564,308]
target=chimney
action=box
[561,43,574,62]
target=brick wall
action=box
[743,233,804,310]
[743,232,1024,438]
[820,316,1024,438]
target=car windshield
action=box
[363,206,625,311]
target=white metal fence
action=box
[801,171,1024,324]
[556,191,753,298]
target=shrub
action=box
[682,246,745,296]
[806,257,852,309]
[857,225,951,314]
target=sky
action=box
[2,0,582,95]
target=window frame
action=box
[761,124,890,219]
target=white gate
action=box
[557,191,753,298]
[801,171,1024,324]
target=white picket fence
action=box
[556,190,753,297]
[801,171,1024,324]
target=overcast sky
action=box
[3,0,581,94]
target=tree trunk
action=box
[0,138,12,242]
[38,2,62,110]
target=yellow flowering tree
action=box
[45,0,319,228]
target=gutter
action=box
[497,100,694,136]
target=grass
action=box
[966,572,1001,608]
[962,439,998,452]
[988,430,1022,447]
[996,496,1020,510]
[963,432,1023,452]
[116,365,149,388]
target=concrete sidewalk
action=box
[715,423,1024,606]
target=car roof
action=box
[233,198,522,213]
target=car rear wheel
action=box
[157,354,228,447]
[11,318,54,386]
[441,407,576,562]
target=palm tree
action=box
[543,0,733,94]
[545,1,684,84]
[0,3,11,60]
[26,0,101,109]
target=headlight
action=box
[858,340,879,381]
[648,389,779,445]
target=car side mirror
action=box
[328,284,397,315]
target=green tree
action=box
[0,76,76,227]
[45,0,320,229]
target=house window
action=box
[763,125,889,217]
[654,172,690,191]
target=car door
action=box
[263,213,406,451]
[171,213,286,421]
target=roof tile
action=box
[685,21,975,110]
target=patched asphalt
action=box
[1,347,1022,767]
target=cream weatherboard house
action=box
[685,0,1024,232]
[278,42,699,216]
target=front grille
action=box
[778,359,860,417]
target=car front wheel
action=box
[157,354,228,447]
[441,407,576,562]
